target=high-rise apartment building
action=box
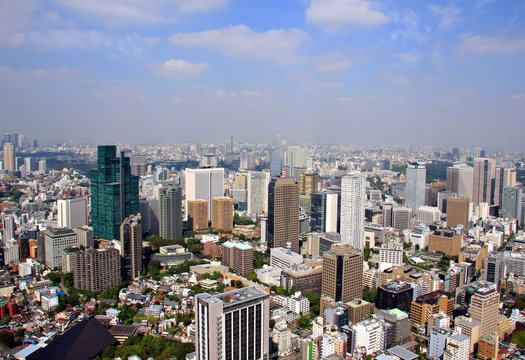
[322,243,363,303]
[446,164,474,199]
[195,287,270,360]
[494,167,517,208]
[3,143,15,172]
[310,191,338,233]
[38,159,47,174]
[247,171,270,216]
[2,214,15,241]
[470,283,499,338]
[159,184,183,239]
[73,248,121,292]
[473,158,496,206]
[443,334,470,360]
[184,168,224,220]
[74,226,94,248]
[221,241,254,275]
[211,197,234,232]
[91,145,139,240]
[44,228,78,269]
[405,162,427,211]
[187,200,209,231]
[120,214,142,281]
[267,178,300,253]
[340,172,366,250]
[502,185,522,223]
[446,198,470,228]
[57,197,88,229]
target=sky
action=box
[1,0,525,148]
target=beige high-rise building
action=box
[446,163,474,199]
[455,316,481,353]
[211,197,234,232]
[470,283,499,338]
[221,241,253,275]
[299,172,319,194]
[73,248,121,293]
[120,214,142,281]
[159,184,183,239]
[494,167,517,208]
[267,178,300,253]
[187,200,209,231]
[446,197,470,228]
[473,158,496,206]
[322,243,363,303]
[3,143,15,172]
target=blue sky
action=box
[1,0,525,148]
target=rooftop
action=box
[381,281,412,292]
[197,286,268,306]
[388,345,419,360]
[222,241,253,250]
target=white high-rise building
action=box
[247,171,270,216]
[57,197,88,229]
[378,242,404,271]
[405,162,426,211]
[2,214,16,241]
[429,327,452,360]
[416,206,441,225]
[340,172,366,250]
[443,333,470,360]
[44,228,78,269]
[184,168,224,219]
[24,157,34,172]
[38,159,47,174]
[353,319,385,355]
[446,164,474,200]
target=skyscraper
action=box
[159,184,183,239]
[299,172,319,194]
[3,143,15,172]
[473,158,496,206]
[130,154,147,177]
[195,287,270,360]
[269,149,282,177]
[247,171,270,216]
[321,243,363,303]
[502,185,522,224]
[310,191,338,233]
[340,172,366,250]
[446,163,474,199]
[446,198,470,228]
[91,145,139,240]
[57,197,89,229]
[211,197,234,232]
[73,248,121,292]
[184,168,224,219]
[267,178,300,253]
[405,162,426,211]
[187,200,209,231]
[470,283,499,338]
[494,167,517,208]
[120,214,142,281]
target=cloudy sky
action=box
[1,0,524,148]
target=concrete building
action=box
[267,178,300,253]
[470,283,499,338]
[247,171,270,216]
[280,264,323,294]
[377,281,413,313]
[405,162,427,211]
[195,287,269,360]
[187,200,209,231]
[159,184,183,239]
[184,168,224,219]
[446,198,470,228]
[446,164,473,199]
[347,299,374,325]
[57,197,88,229]
[378,243,404,271]
[392,206,412,231]
[221,241,253,276]
[443,333,470,360]
[416,206,441,225]
[478,333,499,360]
[74,226,94,248]
[428,229,463,256]
[299,172,319,195]
[454,316,481,353]
[2,214,15,241]
[120,214,142,281]
[340,172,366,250]
[494,167,517,209]
[270,246,303,269]
[502,185,522,224]
[73,248,121,292]
[473,158,496,206]
[376,308,411,346]
[211,197,233,232]
[44,228,78,269]
[322,243,363,303]
[353,319,385,355]
[410,291,454,331]
[3,143,15,172]
[437,191,457,213]
[429,327,451,360]
[310,191,338,233]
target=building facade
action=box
[159,184,183,239]
[340,172,366,250]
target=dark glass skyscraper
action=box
[91,145,139,240]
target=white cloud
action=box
[313,52,353,74]
[509,94,525,103]
[170,25,308,65]
[150,59,210,79]
[302,81,345,93]
[459,35,525,55]
[0,66,83,82]
[174,0,229,13]
[0,0,40,47]
[379,71,413,85]
[306,0,389,33]
[396,53,420,64]
[211,90,261,99]
[428,5,462,30]
[333,96,355,103]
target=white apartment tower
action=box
[340,172,366,250]
[405,162,427,211]
[247,171,270,216]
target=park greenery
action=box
[95,335,194,360]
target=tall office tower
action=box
[139,198,159,235]
[211,197,234,232]
[184,168,224,219]
[502,186,522,223]
[195,287,270,360]
[446,164,474,199]
[340,172,366,250]
[377,281,413,313]
[73,248,121,292]
[286,146,307,168]
[484,252,504,289]
[405,162,427,211]
[38,159,47,174]
[383,204,393,227]
[159,184,183,239]
[392,206,412,230]
[240,150,256,170]
[199,146,218,168]
[3,143,15,172]
[221,241,254,275]
[3,133,10,144]
[267,178,300,253]
[470,283,499,338]
[74,226,94,248]
[91,145,139,240]
[446,198,470,228]
[437,191,457,213]
[247,171,270,216]
[473,158,496,206]
[2,214,15,241]
[130,154,147,176]
[120,214,142,281]
[269,149,282,177]
[187,200,209,231]
[473,147,483,158]
[494,167,517,208]
[310,191,338,233]
[230,136,234,152]
[24,157,34,172]
[57,197,89,229]
[299,172,319,194]
[321,243,363,303]
[44,228,78,269]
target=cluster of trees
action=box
[362,287,377,303]
[304,292,321,318]
[233,213,255,226]
[95,335,194,360]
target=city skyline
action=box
[1,1,525,148]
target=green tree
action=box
[247,272,258,282]
[2,315,11,325]
[362,287,377,303]
[16,328,24,338]
[298,316,311,329]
